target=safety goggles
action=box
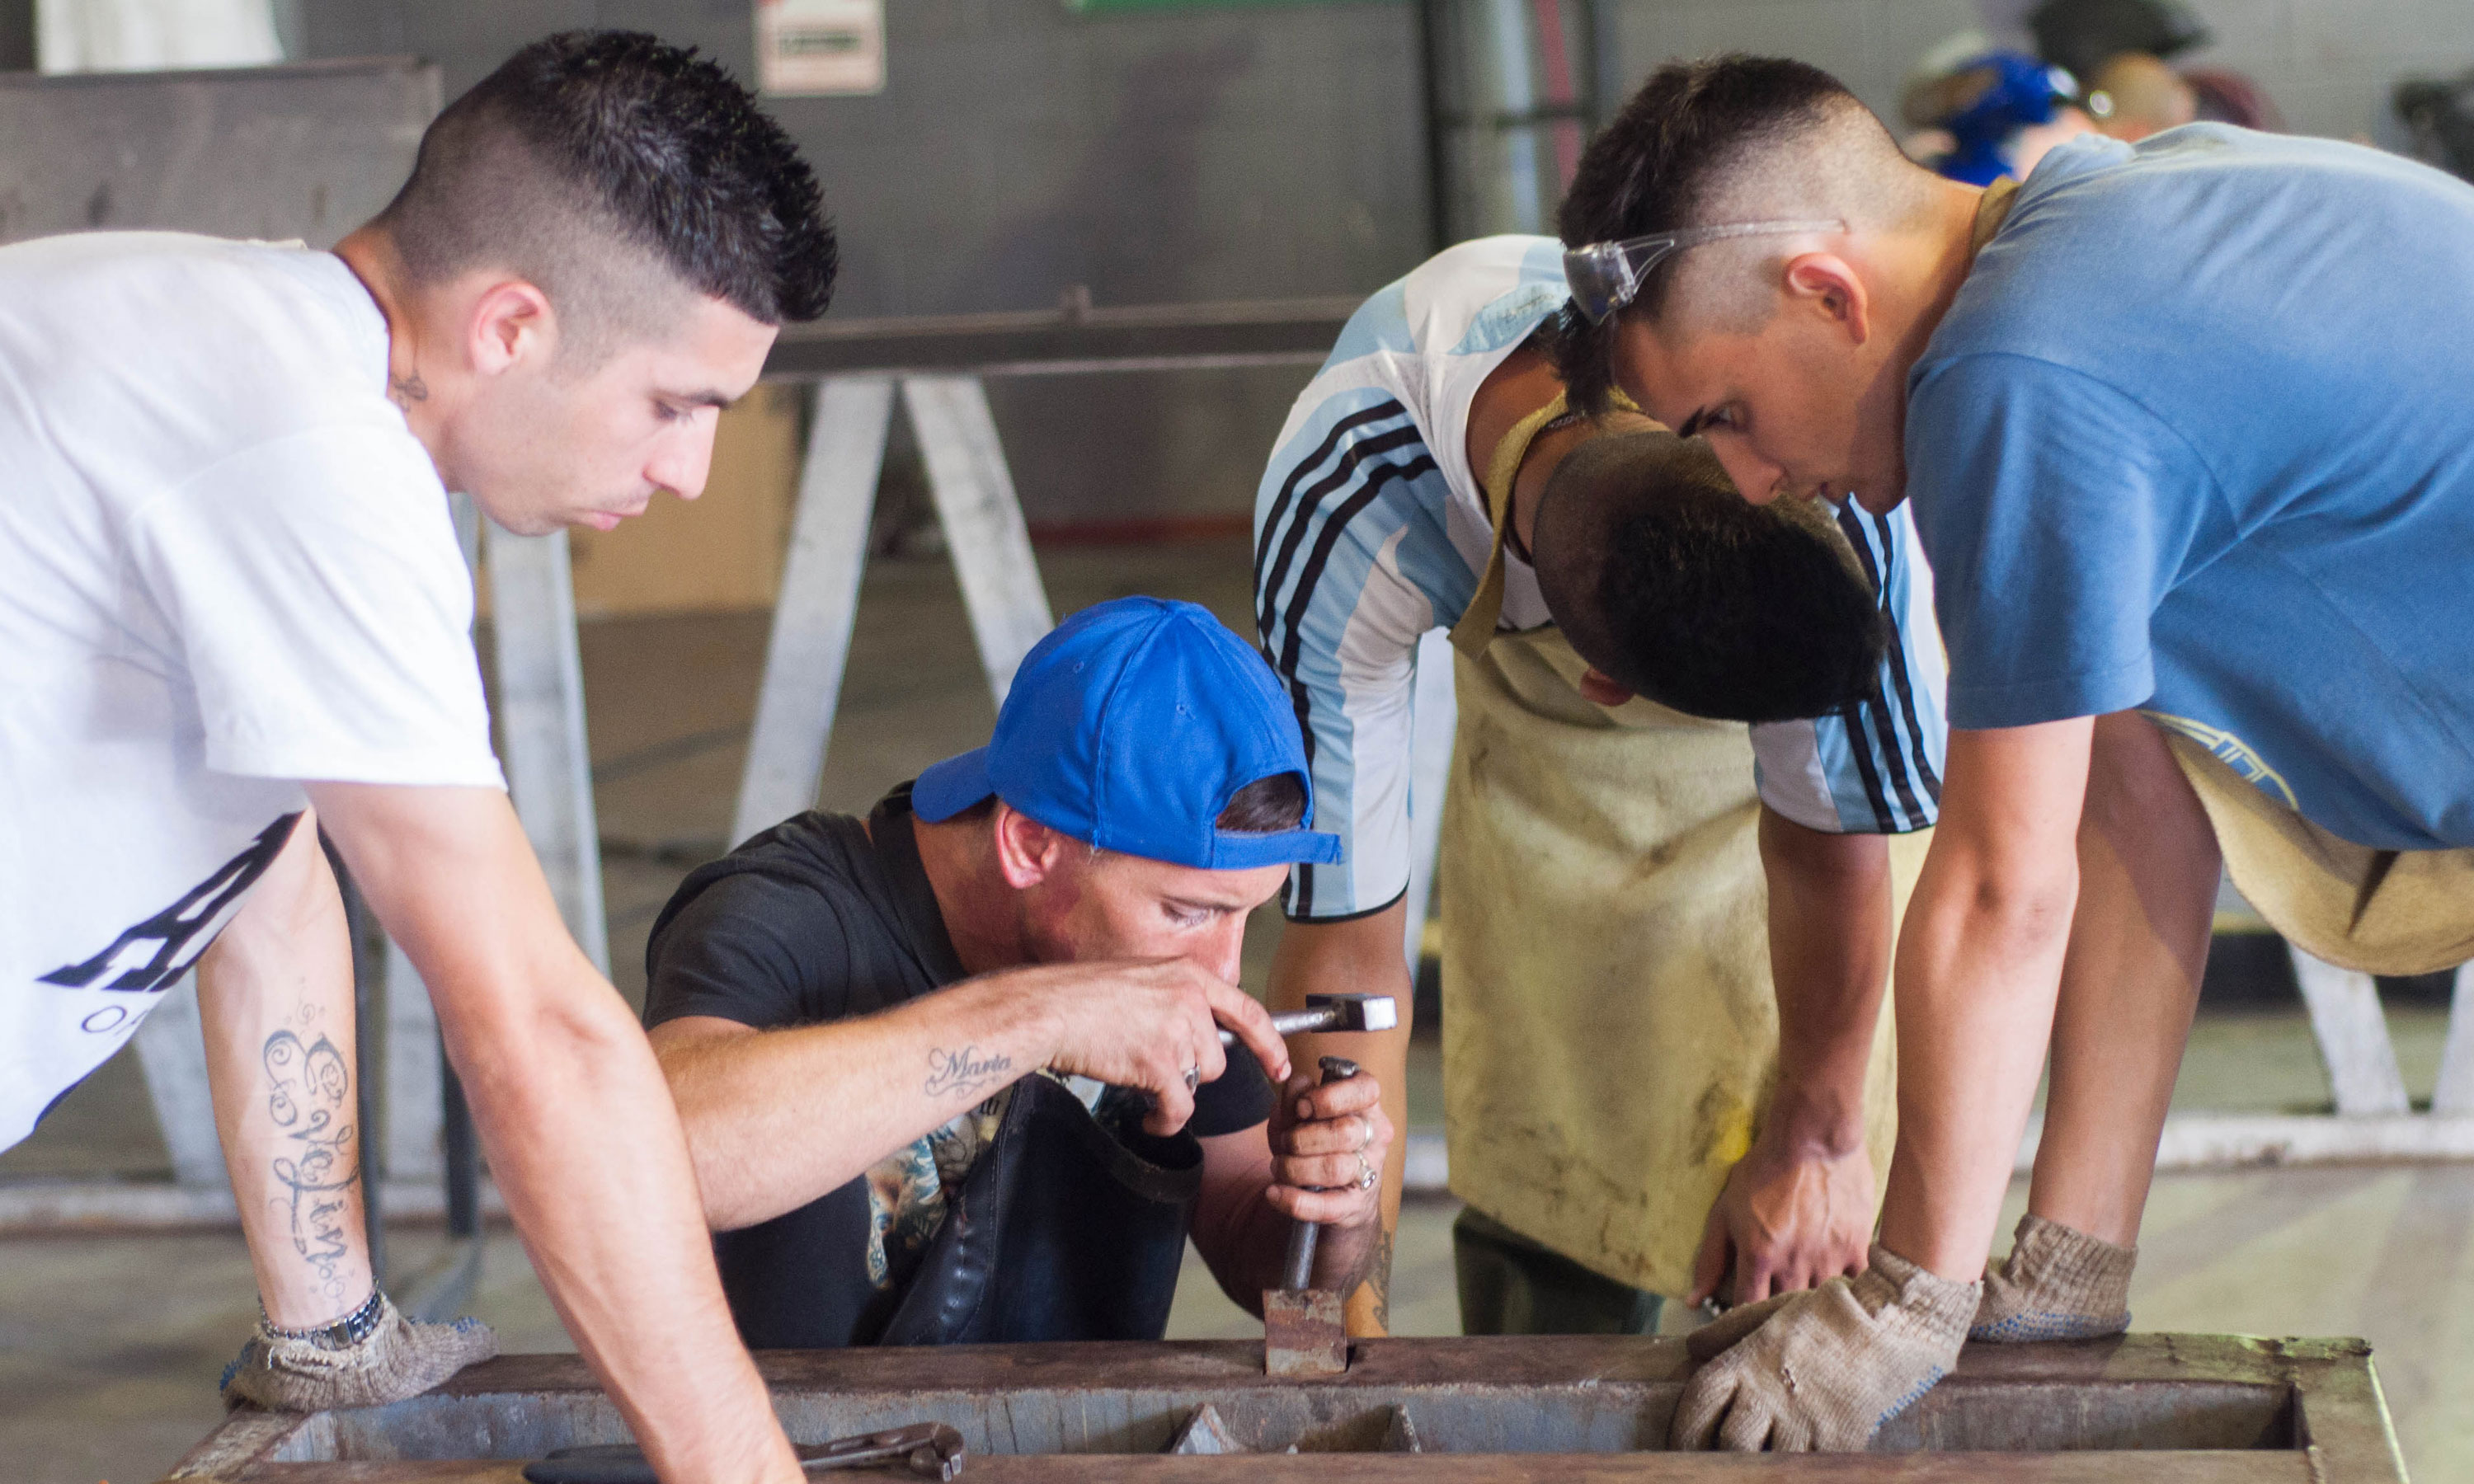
[1561,219,1846,324]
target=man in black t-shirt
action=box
[643,599,1392,1348]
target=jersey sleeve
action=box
[1253,388,1476,919]
[125,425,502,790]
[1904,353,2213,730]
[1750,500,1949,834]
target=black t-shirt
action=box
[642,783,1272,1348]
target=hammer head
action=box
[1305,992,1398,1033]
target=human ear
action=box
[1782,253,1870,347]
[990,804,1063,889]
[465,279,556,376]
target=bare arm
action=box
[1264,900,1412,1331]
[1878,721,2091,1280]
[308,782,798,1484]
[1188,1071,1394,1315]
[1691,807,1894,1304]
[195,810,377,1329]
[649,960,1295,1233]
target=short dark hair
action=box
[377,31,835,340]
[1216,773,1308,834]
[1550,55,1866,412]
[1532,430,1886,722]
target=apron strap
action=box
[1448,391,1570,656]
[1447,384,1644,658]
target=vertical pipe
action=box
[441,1057,478,1241]
[1486,0,1542,233]
[1414,0,1453,251]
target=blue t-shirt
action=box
[1907,125,2474,851]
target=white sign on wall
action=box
[755,0,886,97]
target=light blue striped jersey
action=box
[1253,236,1947,920]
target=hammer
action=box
[1217,992,1398,1047]
[1262,1054,1362,1378]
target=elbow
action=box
[1926,856,2079,966]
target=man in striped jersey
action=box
[1255,234,1947,1337]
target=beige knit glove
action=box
[1669,1243,1978,1452]
[222,1294,498,1411]
[1970,1212,2134,1342]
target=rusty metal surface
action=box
[166,1334,2406,1482]
[1262,1289,1350,1378]
[171,1453,2331,1482]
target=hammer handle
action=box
[1278,1055,1360,1290]
[1221,1005,1332,1045]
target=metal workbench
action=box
[166,1333,2410,1482]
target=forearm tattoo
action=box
[924,1045,1013,1101]
[1360,1224,1396,1331]
[263,1021,360,1308]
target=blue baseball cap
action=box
[913,597,1343,871]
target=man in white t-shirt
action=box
[1,31,854,1482]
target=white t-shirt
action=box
[0,232,504,1152]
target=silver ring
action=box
[1183,1065,1200,1092]
[1355,1152,1377,1191]
[1355,1115,1372,1152]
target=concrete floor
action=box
[4,538,2469,1481]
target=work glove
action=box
[1669,1242,1977,1452]
[1970,1212,2134,1342]
[222,1293,497,1411]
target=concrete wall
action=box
[289,0,2472,586]
[299,0,1431,537]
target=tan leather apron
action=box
[1434,398,1915,1298]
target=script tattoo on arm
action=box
[262,1027,361,1309]
[924,1045,1014,1101]
[1361,1224,1395,1332]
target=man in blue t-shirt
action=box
[1546,54,2474,1450]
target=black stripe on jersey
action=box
[1870,510,1942,804]
[1256,421,1427,652]
[1268,448,1442,918]
[1275,453,1441,710]
[1834,695,1897,832]
[1836,505,1925,830]
[1254,400,1416,613]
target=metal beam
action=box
[904,377,1056,703]
[2288,946,2411,1116]
[764,296,1355,381]
[2433,960,2474,1115]
[129,972,226,1190]
[484,527,609,974]
[730,378,896,847]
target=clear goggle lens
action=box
[1561,219,1846,324]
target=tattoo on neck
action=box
[924,1045,1014,1101]
[388,371,429,410]
[263,1026,360,1308]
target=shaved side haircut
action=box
[375,31,837,359]
[1532,430,1885,722]
[1550,54,1931,411]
